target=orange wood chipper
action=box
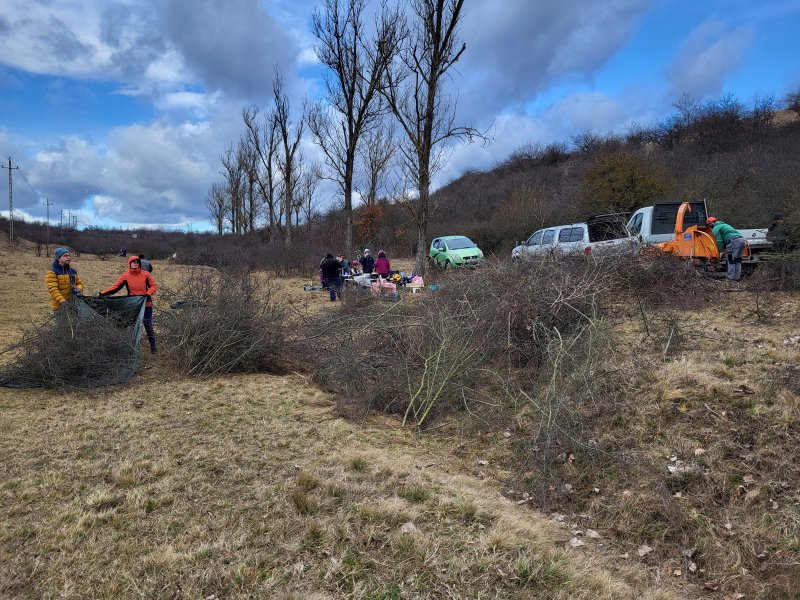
[657,201,751,272]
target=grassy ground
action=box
[491,283,800,599]
[0,244,678,599]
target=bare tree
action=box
[243,106,281,237]
[786,87,800,116]
[292,153,307,230]
[750,94,775,143]
[206,182,228,235]
[382,0,482,275]
[273,72,305,245]
[360,124,396,206]
[298,162,324,231]
[239,140,260,232]
[220,142,247,235]
[309,0,401,255]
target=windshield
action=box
[446,237,476,250]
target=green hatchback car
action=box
[429,235,484,268]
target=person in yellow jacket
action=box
[45,247,84,311]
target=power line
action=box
[15,167,43,203]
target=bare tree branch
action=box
[310,0,403,255]
[381,0,486,275]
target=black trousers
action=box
[143,305,156,351]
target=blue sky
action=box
[0,0,798,231]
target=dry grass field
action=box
[0,243,686,599]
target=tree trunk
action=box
[284,171,293,246]
[415,169,430,276]
[344,159,354,256]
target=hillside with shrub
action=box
[428,93,800,254]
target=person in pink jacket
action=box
[374,250,390,277]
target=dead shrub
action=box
[308,256,622,427]
[750,252,800,291]
[159,267,287,376]
[308,291,499,426]
[0,299,142,388]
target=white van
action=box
[512,214,634,260]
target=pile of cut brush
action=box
[0,296,144,388]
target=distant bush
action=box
[750,252,800,291]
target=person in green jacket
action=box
[706,217,746,281]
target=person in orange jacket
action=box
[99,256,158,353]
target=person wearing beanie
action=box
[767,213,788,252]
[374,250,391,278]
[138,254,153,273]
[45,247,84,311]
[359,248,375,274]
[319,253,342,301]
[99,256,159,353]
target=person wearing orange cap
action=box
[706,217,745,281]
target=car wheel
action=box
[444,260,451,269]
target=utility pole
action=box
[2,157,19,245]
[60,209,64,241]
[42,197,53,253]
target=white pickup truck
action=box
[512,214,635,260]
[626,202,771,251]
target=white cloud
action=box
[0,208,47,223]
[91,194,125,219]
[154,91,218,115]
[457,0,654,121]
[16,118,226,226]
[0,1,161,79]
[142,49,190,86]
[444,88,660,184]
[667,19,753,100]
[0,0,300,104]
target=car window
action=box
[628,213,643,235]
[542,230,556,245]
[446,237,476,250]
[558,227,584,243]
[527,231,543,246]
[433,240,442,250]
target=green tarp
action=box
[77,294,147,349]
[1,294,147,388]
